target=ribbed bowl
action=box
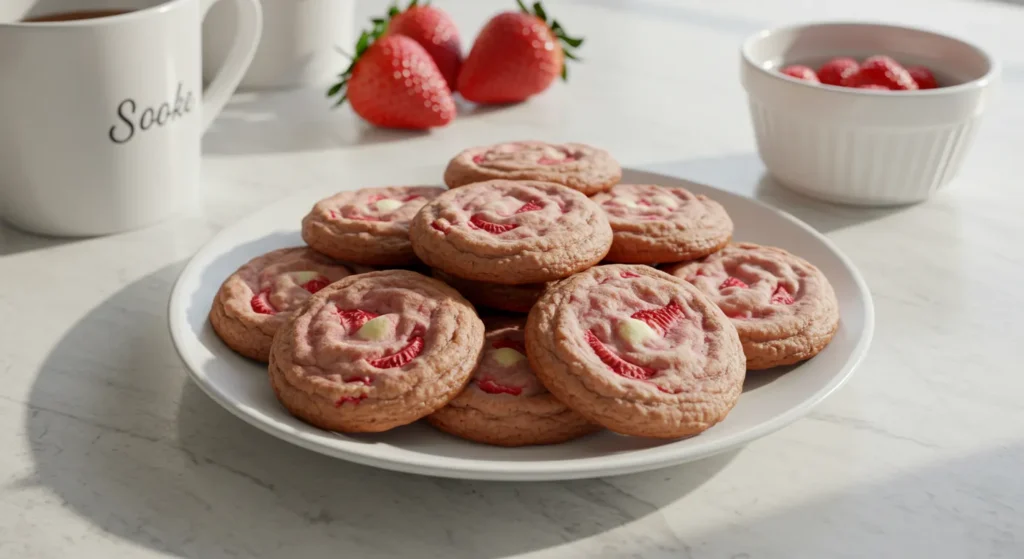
[741,22,998,206]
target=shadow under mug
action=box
[0,0,262,237]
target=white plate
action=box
[169,168,874,481]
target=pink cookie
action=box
[268,270,485,433]
[591,184,733,264]
[302,186,445,266]
[664,243,840,370]
[444,141,621,195]
[209,247,353,362]
[409,180,613,285]
[428,317,599,446]
[526,264,746,438]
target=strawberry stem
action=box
[326,12,392,107]
[516,0,583,81]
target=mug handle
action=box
[199,0,262,132]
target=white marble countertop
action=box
[2,0,1023,557]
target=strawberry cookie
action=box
[268,270,485,433]
[665,243,840,370]
[428,317,598,446]
[526,264,745,439]
[591,184,734,264]
[302,186,444,266]
[444,141,621,195]
[410,180,612,284]
[432,269,547,313]
[209,247,353,362]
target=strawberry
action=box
[458,1,583,104]
[515,200,544,213]
[770,286,795,305]
[817,57,858,86]
[907,66,937,89]
[719,277,749,290]
[780,65,819,83]
[585,330,655,380]
[380,0,463,92]
[368,337,424,368]
[250,290,276,315]
[337,309,379,333]
[468,214,518,234]
[326,25,455,129]
[302,277,331,294]
[841,55,917,90]
[631,302,685,335]
[477,378,523,396]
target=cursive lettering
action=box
[108,82,195,145]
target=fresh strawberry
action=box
[841,55,917,90]
[585,330,655,380]
[250,290,276,315]
[368,337,424,368]
[780,65,819,83]
[631,302,685,335]
[458,0,583,104]
[906,66,937,89]
[719,277,749,290]
[326,26,455,129]
[817,57,858,86]
[380,0,463,91]
[468,214,519,234]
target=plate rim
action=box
[168,169,875,481]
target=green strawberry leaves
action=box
[516,0,583,80]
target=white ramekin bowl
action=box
[740,22,999,206]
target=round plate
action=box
[168,168,874,481]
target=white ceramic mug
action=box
[203,0,353,90]
[0,0,262,236]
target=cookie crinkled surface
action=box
[410,179,613,285]
[268,270,485,433]
[665,243,840,370]
[444,141,621,195]
[525,264,746,439]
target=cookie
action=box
[525,264,745,439]
[209,247,353,362]
[431,268,547,313]
[444,141,621,195]
[302,186,445,266]
[664,243,840,370]
[427,317,598,446]
[409,180,613,284]
[268,270,485,433]
[590,184,733,264]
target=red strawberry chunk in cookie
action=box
[302,277,331,293]
[476,378,523,395]
[251,290,276,314]
[585,330,656,381]
[368,336,425,368]
[468,214,519,234]
[631,302,685,335]
[335,395,367,407]
[771,285,796,305]
[515,200,544,214]
[338,309,379,333]
[719,277,748,290]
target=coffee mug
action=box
[0,0,262,237]
[204,0,353,90]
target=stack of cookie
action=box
[209,141,840,446]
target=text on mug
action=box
[109,82,195,144]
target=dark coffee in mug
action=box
[22,9,133,22]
